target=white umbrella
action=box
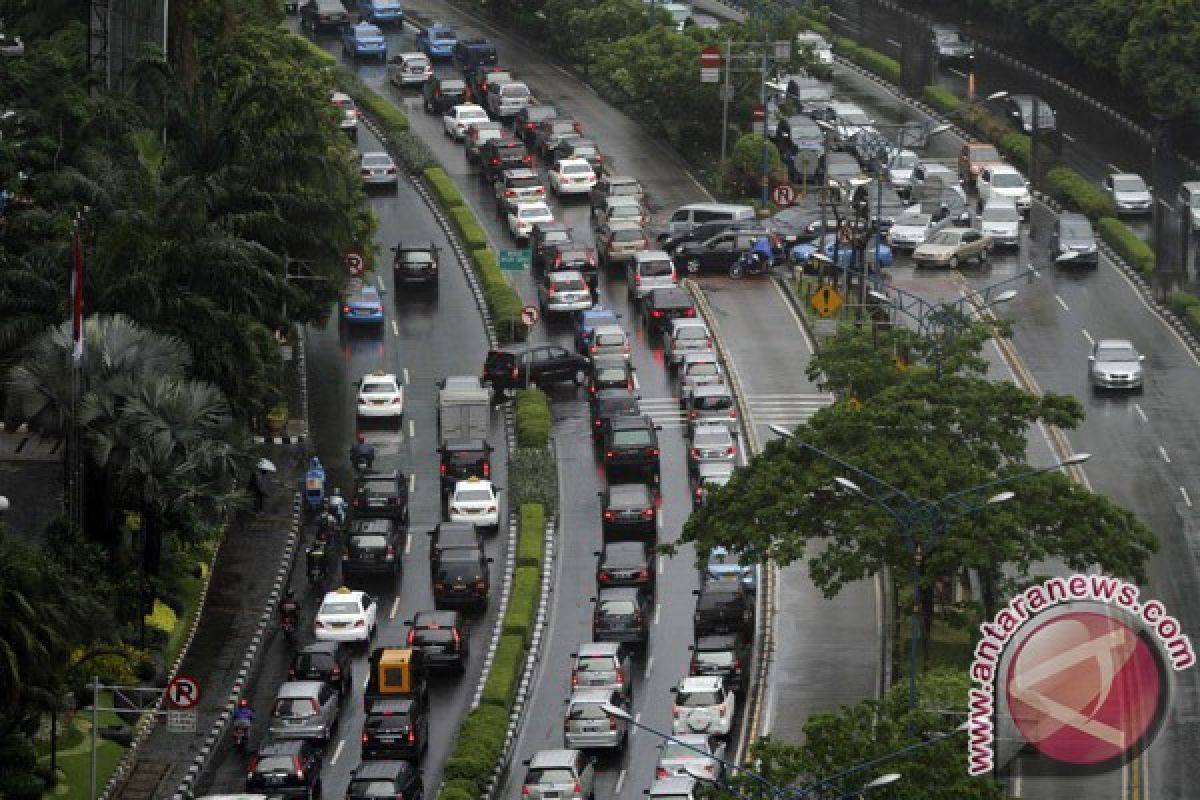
[256,458,277,473]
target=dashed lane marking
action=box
[1182,488,1193,508]
[1159,445,1172,464]
[390,596,401,620]
[1082,328,1094,345]
[391,320,399,337]
[1134,403,1148,423]
[330,738,346,765]
[1055,294,1070,311]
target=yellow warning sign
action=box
[810,285,843,318]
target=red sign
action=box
[344,251,365,276]
[752,104,765,121]
[165,675,202,710]
[699,46,721,68]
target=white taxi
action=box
[448,477,501,534]
[356,371,404,423]
[314,586,378,644]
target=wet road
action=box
[196,120,509,798]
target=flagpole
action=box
[68,215,85,536]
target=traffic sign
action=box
[810,285,843,318]
[752,103,765,121]
[699,46,722,68]
[700,68,720,84]
[520,305,540,327]
[344,251,365,276]
[167,710,197,734]
[498,249,530,271]
[165,675,202,710]
[771,184,797,207]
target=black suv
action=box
[642,287,697,335]
[534,117,583,157]
[661,220,750,252]
[352,470,410,524]
[360,697,430,760]
[588,354,634,394]
[589,388,642,443]
[592,586,651,645]
[433,546,492,610]
[674,230,767,275]
[690,632,751,694]
[480,137,532,184]
[246,737,323,797]
[514,104,559,148]
[299,0,349,33]
[346,759,424,800]
[428,522,485,572]
[693,581,753,636]
[543,243,599,287]
[343,517,402,581]
[483,345,590,394]
[392,242,440,289]
[601,415,661,483]
[454,37,497,70]
[595,540,656,589]
[531,222,575,270]
[288,641,352,698]
[438,439,493,496]
[406,610,470,671]
[423,75,470,114]
[600,482,657,539]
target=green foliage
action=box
[922,85,961,114]
[450,207,489,249]
[510,447,558,511]
[841,43,901,84]
[0,770,43,800]
[442,752,496,789]
[470,249,526,344]
[504,566,543,643]
[438,786,476,800]
[517,504,546,567]
[1170,290,1200,314]
[1097,217,1155,273]
[1044,166,1118,219]
[998,132,1032,172]
[441,705,510,795]
[727,134,785,198]
[480,633,527,711]
[515,388,552,447]
[424,167,466,209]
[1187,306,1200,336]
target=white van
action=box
[665,203,756,238]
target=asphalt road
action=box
[195,119,509,798]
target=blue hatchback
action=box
[417,24,457,59]
[573,305,620,353]
[341,23,387,61]
[358,0,404,25]
[790,237,894,268]
[341,283,385,325]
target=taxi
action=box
[447,477,500,534]
[314,586,378,644]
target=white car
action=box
[387,52,432,87]
[443,103,491,140]
[360,152,398,186]
[655,733,727,780]
[595,195,647,228]
[979,198,1020,248]
[884,148,919,195]
[548,158,597,196]
[508,200,555,241]
[672,676,735,737]
[448,477,500,533]
[331,91,359,139]
[887,211,937,250]
[795,31,833,64]
[661,2,693,31]
[314,587,378,643]
[356,372,405,421]
[977,165,1032,216]
[1104,173,1152,215]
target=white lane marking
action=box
[1182,487,1193,508]
[948,67,967,78]
[654,603,662,625]
[1159,198,1175,213]
[1061,132,1076,143]
[1107,163,1123,174]
[614,770,627,794]
[771,278,816,354]
[1055,294,1070,311]
[1159,445,1172,464]
[376,275,386,294]
[632,371,640,390]
[886,38,901,49]
[658,555,665,576]
[1134,403,1148,423]
[409,418,416,439]
[329,738,346,765]
[390,596,401,620]
[403,367,410,384]
[830,11,847,21]
[1081,328,1094,345]
[405,534,414,557]
[635,712,642,724]
[408,473,416,494]
[645,656,654,674]
[362,672,370,690]
[391,320,399,337]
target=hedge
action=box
[480,632,527,710]
[517,503,546,567]
[511,446,558,511]
[1097,217,1155,273]
[450,206,489,249]
[471,248,526,343]
[439,706,511,795]
[504,566,542,642]
[846,46,901,85]
[1044,166,1117,220]
[437,788,474,800]
[922,85,961,115]
[515,388,552,447]
[1170,290,1200,314]
[424,166,465,209]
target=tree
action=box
[728,133,786,197]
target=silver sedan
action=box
[360,152,398,187]
[655,733,727,781]
[1089,338,1144,391]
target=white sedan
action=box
[887,212,937,250]
[548,158,597,196]
[443,103,491,140]
[508,200,555,242]
[448,477,501,534]
[356,372,405,422]
[314,587,378,644]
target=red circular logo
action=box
[1005,611,1167,768]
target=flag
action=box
[71,226,84,363]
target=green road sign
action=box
[499,249,531,271]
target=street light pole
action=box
[760,33,771,209]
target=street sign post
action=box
[344,251,365,276]
[700,68,720,83]
[753,103,765,122]
[499,249,530,271]
[771,184,797,207]
[165,675,201,710]
[699,45,722,68]
[810,285,844,318]
[521,305,540,327]
[167,710,197,734]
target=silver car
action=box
[662,319,712,367]
[677,353,724,404]
[1089,338,1144,391]
[539,270,593,314]
[267,680,340,742]
[563,688,629,751]
[590,325,630,360]
[360,152,398,187]
[687,424,737,472]
[655,733,727,780]
[685,385,738,436]
[521,749,596,800]
[979,198,1020,248]
[647,776,698,800]
[570,642,634,702]
[627,250,678,302]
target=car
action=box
[596,540,656,589]
[442,103,490,140]
[563,688,629,751]
[887,211,938,251]
[1104,173,1152,215]
[483,344,590,393]
[387,52,431,86]
[346,761,424,800]
[331,91,359,139]
[360,152,398,188]
[534,117,584,157]
[0,33,24,57]
[417,23,457,58]
[884,148,920,195]
[643,287,698,334]
[432,545,492,609]
[268,680,341,742]
[548,158,598,197]
[592,586,652,644]
[422,76,470,114]
[589,388,642,442]
[595,220,649,267]
[656,733,727,780]
[690,632,750,693]
[454,37,497,70]
[554,138,605,174]
[520,749,596,800]
[288,642,352,698]
[531,222,575,271]
[930,23,974,61]
[508,201,555,242]
[487,81,532,120]
[821,152,869,188]
[600,482,657,539]
[704,545,755,592]
[341,282,385,325]
[406,610,470,671]
[673,229,766,276]
[392,242,440,288]
[543,243,599,286]
[470,68,513,104]
[594,195,647,228]
[352,470,409,522]
[590,175,645,213]
[794,30,833,64]
[428,522,485,572]
[662,201,762,240]
[979,198,1021,249]
[245,738,323,797]
[480,137,533,183]
[358,0,405,25]
[587,323,630,362]
[824,101,875,146]
[356,372,405,422]
[1051,212,1098,267]
[766,203,826,246]
[662,319,712,368]
[626,250,677,303]
[661,2,693,30]
[360,700,429,760]
[343,517,402,581]
[465,120,505,164]
[515,105,561,147]
[687,424,737,474]
[672,675,735,737]
[684,385,738,437]
[977,165,1031,215]
[570,642,633,701]
[647,776,699,800]
[574,305,621,352]
[588,355,635,394]
[495,168,547,215]
[911,183,973,227]
[537,270,593,315]
[300,0,350,33]
[343,23,387,60]
[677,352,724,403]
[912,228,993,269]
[693,580,752,636]
[989,93,1058,140]
[692,462,734,510]
[315,586,378,644]
[958,142,1004,187]
[1089,338,1144,391]
[601,414,661,482]
[910,161,959,193]
[448,477,501,534]
[775,116,825,183]
[438,439,493,497]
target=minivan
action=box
[627,250,678,302]
[664,203,756,239]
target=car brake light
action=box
[523,155,533,165]
[609,717,617,730]
[434,88,442,97]
[353,619,365,628]
[594,419,602,428]
[685,308,696,317]
[689,410,698,418]
[730,409,738,418]
[694,487,704,499]
[718,703,727,714]
[547,285,557,295]
[387,168,396,174]
[407,629,416,645]
[596,154,604,162]
[522,787,530,797]
[598,572,610,582]
[486,505,497,513]
[511,367,519,380]
[453,628,462,646]
[554,254,562,266]
[727,447,737,455]
[408,729,417,744]
[589,384,597,394]
[362,732,370,743]
[475,579,487,590]
[294,756,304,780]
[651,309,663,318]
[657,768,669,779]
[573,122,583,133]
[634,272,642,285]
[440,464,447,476]
[641,507,654,519]
[434,582,446,592]
[673,706,681,716]
[505,190,517,197]
[734,657,742,672]
[690,656,698,672]
[490,158,501,166]
[606,451,615,459]
[650,447,660,457]
[574,784,582,794]
[603,510,616,521]
[690,448,699,458]
[288,668,296,680]
[482,462,490,477]
[639,568,650,580]
[385,545,396,561]
[590,344,598,354]
[706,337,713,348]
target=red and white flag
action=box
[71,226,84,363]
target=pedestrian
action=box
[248,468,269,511]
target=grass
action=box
[163,564,205,667]
[893,612,976,684]
[40,692,135,800]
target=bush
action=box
[0,771,43,800]
[443,752,496,790]
[1045,166,1117,219]
[845,45,901,84]
[463,704,511,744]
[471,249,526,343]
[515,389,552,447]
[1187,306,1200,335]
[999,132,1032,171]
[1097,217,1155,273]
[504,566,543,642]
[480,633,526,710]
[922,85,961,114]
[517,504,546,567]
[443,779,485,798]
[1170,290,1200,314]
[510,447,557,511]
[144,599,177,634]
[450,206,489,249]
[425,167,465,209]
[438,787,476,800]
[287,33,336,65]
[960,104,1015,147]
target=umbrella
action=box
[257,458,277,473]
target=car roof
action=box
[609,414,653,430]
[595,388,637,401]
[695,632,744,650]
[669,318,708,331]
[607,219,644,230]
[650,777,697,795]
[296,641,342,657]
[696,461,734,479]
[607,483,652,501]
[323,587,368,603]
[682,352,719,365]
[453,478,494,491]
[568,687,617,704]
[691,384,731,397]
[528,749,582,768]
[691,423,732,436]
[351,760,417,780]
[277,680,324,698]
[592,324,626,337]
[413,609,460,626]
[577,642,623,657]
[635,250,672,262]
[1097,338,1134,349]
[547,269,586,281]
[679,675,724,691]
[367,696,416,714]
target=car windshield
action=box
[663,741,710,758]
[693,430,729,447]
[927,231,958,246]
[434,30,456,40]
[694,650,735,668]
[527,769,576,785]
[610,205,640,218]
[897,214,930,227]
[508,176,541,189]
[612,182,642,195]
[984,206,1019,222]
[363,154,393,167]
[503,85,529,97]
[991,172,1025,188]
[595,332,625,346]
[415,628,455,643]
[678,689,721,706]
[611,228,645,242]
[596,366,627,382]
[1112,176,1145,192]
[321,601,360,615]
[827,162,859,177]
[294,652,333,673]
[641,259,673,276]
[351,535,388,549]
[407,55,429,67]
[839,109,871,125]
[462,110,488,122]
[349,780,397,797]
[362,381,395,394]
[572,143,598,156]
[694,395,732,411]
[552,277,588,291]
[399,251,434,264]
[600,599,636,616]
[552,121,577,133]
[1097,344,1138,361]
[612,430,653,446]
[455,488,493,502]
[367,713,411,731]
[686,362,719,377]
[675,327,708,340]
[600,397,638,414]
[563,163,593,175]
[440,80,466,91]
[577,656,616,672]
[255,755,296,773]
[1062,219,1093,237]
[273,698,315,717]
[972,145,1000,161]
[890,151,918,168]
[568,703,607,720]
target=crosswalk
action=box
[637,393,835,433]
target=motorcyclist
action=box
[233,698,256,726]
[328,488,348,526]
[752,235,775,268]
[316,501,338,542]
[306,542,327,582]
[279,589,299,630]
[350,433,375,470]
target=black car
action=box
[592,586,652,645]
[767,201,827,246]
[465,65,510,104]
[600,482,657,539]
[438,439,493,496]
[288,641,352,698]
[360,698,429,760]
[693,581,753,636]
[690,632,750,694]
[423,75,470,114]
[642,287,698,335]
[392,242,440,289]
[661,220,757,252]
[1051,211,1099,267]
[514,104,560,147]
[480,137,532,183]
[589,388,642,443]
[543,242,599,286]
[428,522,485,572]
[454,37,497,70]
[346,760,425,800]
[596,540,656,589]
[987,93,1060,144]
[588,355,634,394]
[433,546,492,610]
[601,415,661,483]
[531,222,575,270]
[352,470,410,524]
[406,609,470,671]
[554,137,605,174]
[533,117,583,157]
[483,344,590,394]
[343,517,402,581]
[299,0,349,33]
[674,230,765,276]
[246,738,323,797]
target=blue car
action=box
[341,283,385,325]
[341,23,387,61]
[573,305,620,353]
[790,237,894,268]
[417,24,458,59]
[358,0,404,25]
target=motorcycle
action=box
[303,457,326,515]
[315,507,339,544]
[306,547,327,586]
[231,719,251,753]
[280,607,298,644]
[729,251,771,279]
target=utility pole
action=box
[720,37,733,163]
[760,33,771,208]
